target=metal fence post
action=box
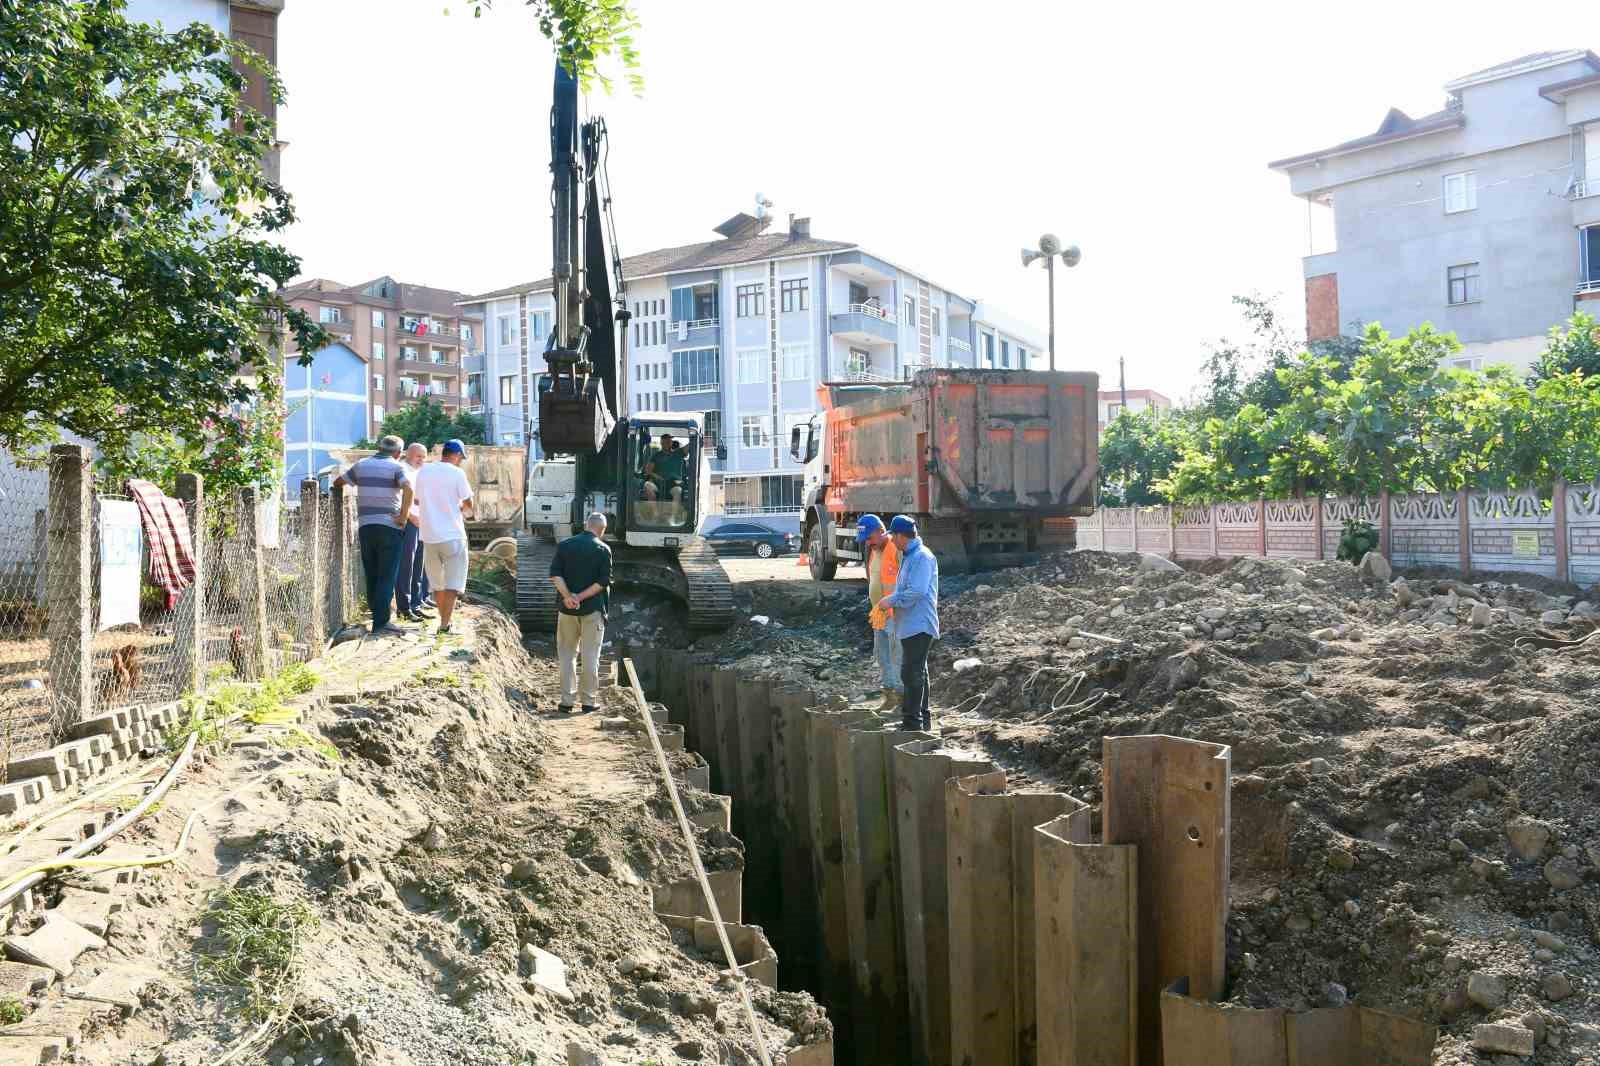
[238,487,269,678]
[299,480,325,647]
[174,473,206,694]
[329,481,350,630]
[46,444,93,733]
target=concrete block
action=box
[4,914,106,977]
[686,793,731,832]
[1034,818,1134,1066]
[527,946,571,1002]
[0,962,54,998]
[1103,735,1231,1066]
[650,868,742,924]
[673,752,710,794]
[3,752,66,785]
[70,711,131,740]
[49,890,121,938]
[0,780,47,817]
[892,739,995,1066]
[0,1035,68,1064]
[63,964,161,1010]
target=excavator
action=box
[514,61,734,634]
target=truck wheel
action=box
[756,541,774,559]
[806,528,838,581]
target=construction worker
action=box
[871,515,938,731]
[857,514,902,710]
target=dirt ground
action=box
[625,548,1600,1065]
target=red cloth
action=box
[126,479,197,609]
[415,321,429,336]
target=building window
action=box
[1443,171,1477,214]
[780,343,810,381]
[467,373,482,404]
[497,314,516,346]
[740,415,773,447]
[981,333,995,367]
[737,284,766,318]
[780,278,809,313]
[461,323,473,344]
[932,309,941,336]
[1447,262,1481,305]
[737,347,767,385]
[723,474,803,514]
[319,306,341,324]
[672,347,720,393]
[903,295,915,325]
[528,311,550,341]
[703,409,721,446]
[1016,346,1027,368]
[499,375,516,405]
[372,341,385,362]
[1581,225,1600,289]
[373,373,385,391]
[400,345,419,361]
[1106,402,1122,419]
[671,284,719,324]
[373,405,385,425]
[371,309,385,328]
[1000,339,1011,368]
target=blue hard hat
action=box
[441,438,466,456]
[888,514,918,536]
[856,514,884,543]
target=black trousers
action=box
[900,632,934,731]
[357,523,404,631]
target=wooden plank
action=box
[1159,980,1284,1066]
[1103,736,1231,1066]
[1034,819,1136,1066]
[892,739,994,1066]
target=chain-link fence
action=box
[0,448,362,767]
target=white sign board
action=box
[98,499,143,630]
[257,488,281,549]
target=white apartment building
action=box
[460,211,1042,532]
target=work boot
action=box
[880,688,901,711]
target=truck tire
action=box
[806,527,838,581]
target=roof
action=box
[1443,49,1599,91]
[460,232,858,304]
[280,275,479,317]
[1267,106,1464,171]
[1540,69,1600,102]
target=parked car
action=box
[704,521,797,558]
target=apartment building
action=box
[460,210,1040,530]
[972,301,1046,370]
[1098,389,1173,436]
[1269,49,1600,372]
[282,276,485,449]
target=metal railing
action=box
[828,362,897,383]
[843,302,896,324]
[1571,178,1595,200]
[948,336,973,353]
[1577,277,1600,295]
[399,321,459,340]
[671,380,720,394]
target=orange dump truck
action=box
[788,368,1100,577]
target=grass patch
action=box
[0,998,23,1024]
[196,888,318,1019]
[164,662,324,753]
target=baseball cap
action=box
[441,438,466,456]
[888,514,918,536]
[856,514,884,543]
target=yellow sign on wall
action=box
[1511,530,1540,558]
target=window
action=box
[372,341,385,362]
[373,373,385,391]
[737,284,766,318]
[371,309,385,328]
[762,475,803,511]
[1000,340,1011,368]
[903,295,915,325]
[932,309,941,336]
[672,347,720,393]
[528,311,550,340]
[780,278,809,313]
[1582,224,1600,288]
[461,323,473,344]
[780,343,810,381]
[737,347,767,385]
[319,306,341,324]
[373,405,384,425]
[703,409,721,446]
[671,284,719,324]
[1450,357,1477,371]
[498,314,516,346]
[740,415,773,447]
[1443,171,1477,214]
[1584,126,1600,194]
[400,345,419,361]
[652,321,660,346]
[782,411,812,447]
[1447,262,1481,305]
[846,348,870,377]
[1016,346,1028,368]
[467,373,482,404]
[1106,402,1122,419]
[499,375,516,405]
[981,333,995,367]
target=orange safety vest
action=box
[871,539,900,629]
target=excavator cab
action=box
[622,417,706,542]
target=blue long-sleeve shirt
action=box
[880,537,939,640]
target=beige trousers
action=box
[556,611,605,707]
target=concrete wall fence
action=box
[1077,481,1600,586]
[621,648,1440,1066]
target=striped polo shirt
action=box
[346,455,408,529]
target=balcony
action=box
[948,336,972,354]
[399,383,459,406]
[669,318,720,345]
[398,322,460,346]
[319,317,353,337]
[829,303,898,346]
[827,358,898,384]
[397,355,459,376]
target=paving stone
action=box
[63,964,160,1010]
[3,753,66,785]
[0,782,47,817]
[4,915,106,978]
[0,962,54,997]
[0,997,115,1046]
[527,946,572,1001]
[70,711,132,740]
[0,1034,68,1064]
[48,891,120,939]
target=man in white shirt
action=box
[395,442,435,623]
[414,438,474,634]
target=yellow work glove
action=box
[869,604,888,630]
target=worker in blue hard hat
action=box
[870,514,939,730]
[856,515,902,710]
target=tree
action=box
[1098,409,1181,506]
[1530,311,1600,382]
[457,0,642,93]
[0,0,321,462]
[358,398,488,451]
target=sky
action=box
[273,0,1588,401]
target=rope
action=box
[622,659,774,1066]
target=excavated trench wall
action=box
[621,646,1441,1066]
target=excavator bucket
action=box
[539,374,614,455]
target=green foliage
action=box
[197,888,318,1019]
[456,0,642,94]
[165,662,322,752]
[0,998,24,1025]
[1530,311,1600,382]
[1336,519,1378,564]
[1099,408,1181,506]
[355,397,487,450]
[0,0,324,458]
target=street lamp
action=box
[1020,234,1082,371]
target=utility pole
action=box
[1119,355,1127,410]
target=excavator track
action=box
[515,531,560,634]
[676,539,735,631]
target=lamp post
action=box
[1020,234,1082,370]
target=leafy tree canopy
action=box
[456,0,642,94]
[1098,408,1182,506]
[0,0,321,467]
[1530,310,1600,382]
[356,399,488,451]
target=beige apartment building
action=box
[282,276,485,437]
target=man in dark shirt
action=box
[548,512,613,713]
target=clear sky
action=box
[274,0,1586,401]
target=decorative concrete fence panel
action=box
[1569,482,1600,586]
[1213,501,1260,557]
[1263,499,1317,560]
[1321,497,1380,559]
[1174,505,1213,559]
[1135,506,1173,555]
[1387,493,1460,569]
[1467,488,1556,576]
[1102,507,1135,552]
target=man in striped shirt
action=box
[335,434,414,636]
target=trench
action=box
[619,643,1444,1066]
